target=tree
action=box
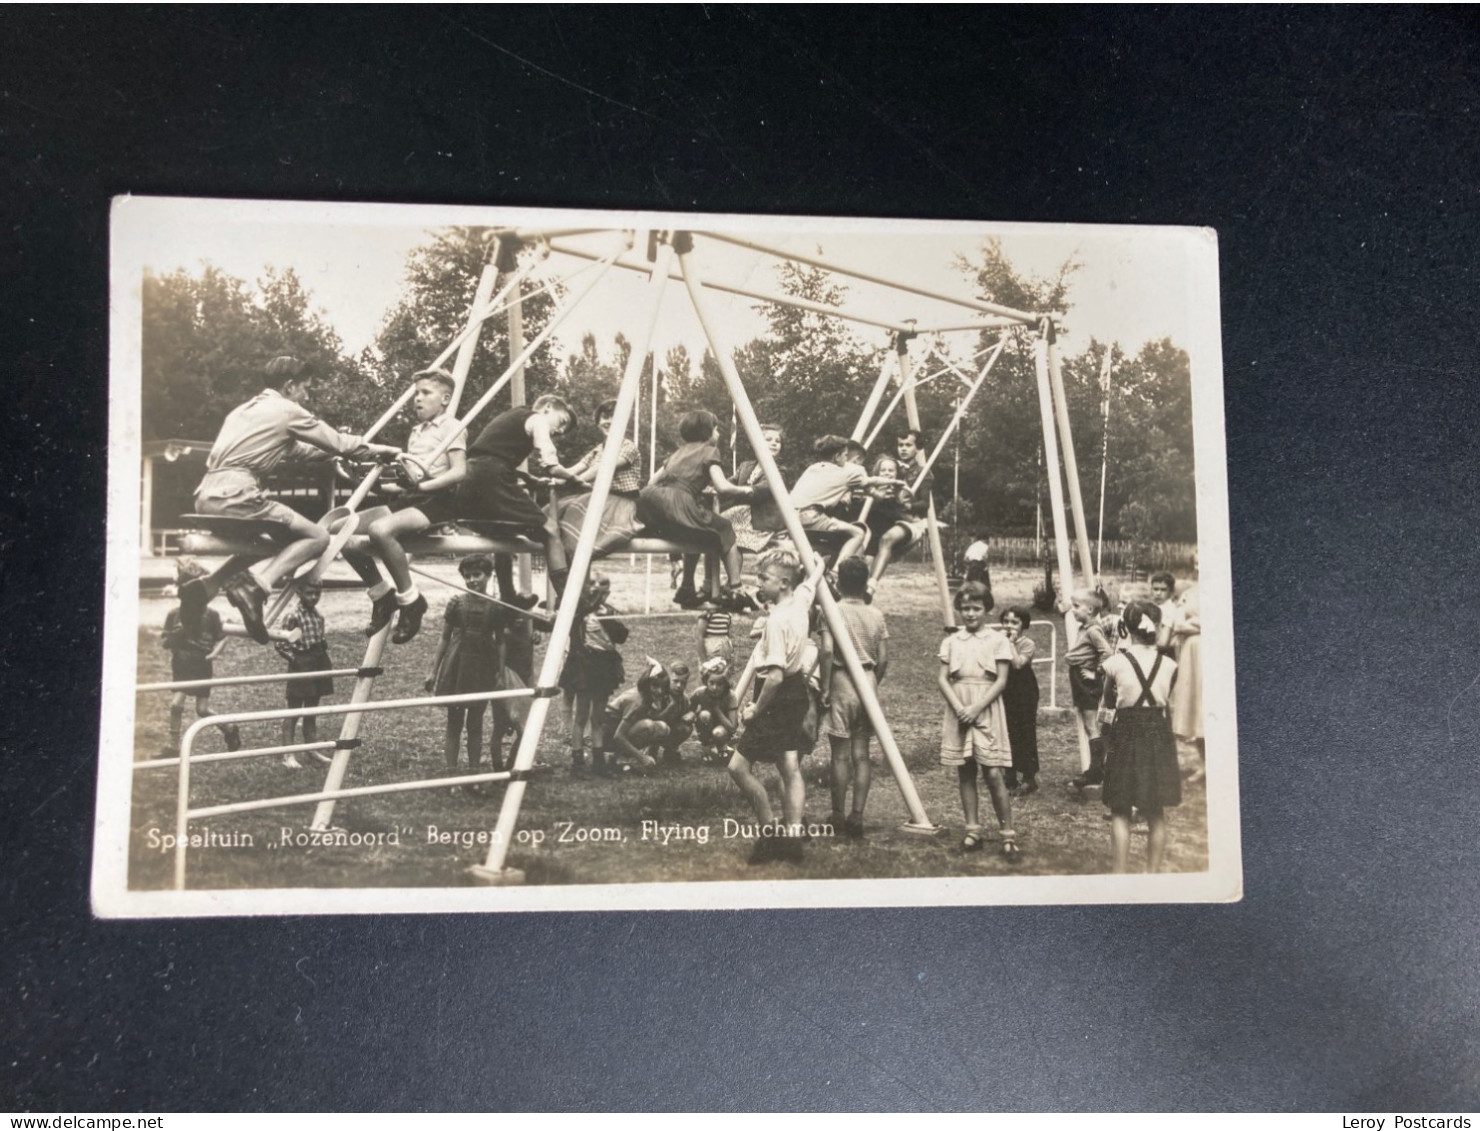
[373,227,558,443]
[141,265,373,441]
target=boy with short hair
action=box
[820,557,889,838]
[730,547,818,864]
[180,356,400,643]
[789,436,897,567]
[1063,587,1116,790]
[1149,571,1178,655]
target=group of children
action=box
[162,355,1198,873]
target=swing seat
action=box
[180,514,297,541]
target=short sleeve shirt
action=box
[791,462,867,511]
[938,626,1015,680]
[653,441,721,497]
[1102,648,1178,708]
[405,412,467,480]
[830,600,889,668]
[750,579,817,675]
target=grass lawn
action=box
[127,559,1208,891]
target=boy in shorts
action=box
[819,558,889,838]
[730,547,818,864]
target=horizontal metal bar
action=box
[698,231,1042,323]
[137,669,363,694]
[187,766,519,820]
[548,242,923,335]
[180,686,536,741]
[136,740,338,771]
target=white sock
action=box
[396,586,421,606]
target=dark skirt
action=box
[1101,706,1182,814]
[736,672,814,763]
[636,486,736,554]
[433,636,501,696]
[286,644,335,703]
[559,647,587,694]
[171,651,213,684]
[417,458,546,530]
[1002,666,1039,777]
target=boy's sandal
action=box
[962,827,985,852]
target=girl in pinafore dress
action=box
[426,555,502,789]
[937,581,1020,861]
[1099,600,1181,872]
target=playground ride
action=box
[144,225,1103,890]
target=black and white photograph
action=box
[95,198,1236,915]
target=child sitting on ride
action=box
[819,557,889,839]
[688,657,739,764]
[180,356,401,644]
[597,659,676,775]
[160,557,241,757]
[366,393,584,643]
[695,605,734,673]
[853,453,913,591]
[636,409,756,611]
[867,428,935,593]
[548,399,644,598]
[273,581,335,770]
[789,436,899,569]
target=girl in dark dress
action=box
[426,555,502,789]
[1000,606,1040,796]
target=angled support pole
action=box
[1034,324,1090,772]
[1046,320,1096,583]
[851,350,899,444]
[471,238,675,884]
[895,331,954,629]
[677,234,935,833]
[495,234,534,594]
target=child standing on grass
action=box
[160,559,241,757]
[274,582,334,770]
[695,605,734,673]
[1099,600,1181,872]
[820,558,889,839]
[1063,587,1116,791]
[575,576,629,775]
[425,555,501,791]
[1000,606,1040,797]
[730,547,817,865]
[689,658,739,763]
[937,581,1020,862]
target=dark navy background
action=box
[4,7,1478,1111]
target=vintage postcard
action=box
[95,197,1238,916]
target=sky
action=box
[127,196,1211,373]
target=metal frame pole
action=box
[676,235,935,832]
[1095,346,1113,576]
[1046,322,1096,582]
[1033,329,1089,771]
[851,351,899,443]
[907,335,1007,496]
[471,241,676,884]
[699,231,1041,323]
[896,333,955,629]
